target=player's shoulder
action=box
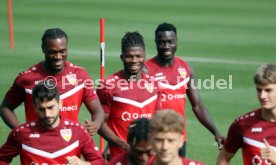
[12,120,39,136]
[61,119,92,136]
[145,56,156,64]
[62,119,85,130]
[142,72,158,83]
[233,109,260,125]
[104,70,122,84]
[15,63,41,81]
[66,61,89,74]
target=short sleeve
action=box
[223,120,243,153]
[80,70,98,103]
[5,78,25,108]
[0,129,21,164]
[96,81,113,113]
[79,126,105,164]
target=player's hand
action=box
[84,119,98,136]
[66,156,91,165]
[261,138,276,163]
[215,134,225,150]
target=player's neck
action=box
[261,107,276,122]
[122,69,142,81]
[42,61,65,74]
[156,56,174,67]
[154,157,182,165]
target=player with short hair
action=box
[146,110,205,165]
[97,31,161,158]
[0,83,105,165]
[108,118,152,165]
[145,22,224,156]
[217,63,276,165]
[0,28,104,136]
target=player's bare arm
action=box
[0,98,20,129]
[84,99,105,136]
[216,147,235,165]
[98,113,129,151]
[187,64,225,148]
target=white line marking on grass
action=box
[70,49,264,66]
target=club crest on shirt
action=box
[66,74,77,85]
[60,129,72,142]
[178,67,187,78]
[144,82,154,93]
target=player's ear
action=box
[58,100,62,109]
[178,134,184,148]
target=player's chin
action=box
[42,121,54,127]
[128,68,142,75]
[159,153,174,161]
[261,105,273,110]
[160,53,173,60]
[158,158,171,164]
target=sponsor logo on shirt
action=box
[34,80,44,85]
[60,129,72,142]
[178,67,187,78]
[161,93,186,102]
[30,161,38,165]
[60,105,78,112]
[121,111,152,121]
[251,127,262,133]
[66,74,77,85]
[29,134,40,138]
[145,82,154,93]
[252,155,272,165]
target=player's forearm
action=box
[98,123,129,150]
[91,108,104,130]
[216,148,234,165]
[0,106,20,129]
[216,159,229,165]
[192,105,220,136]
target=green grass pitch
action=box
[0,0,276,164]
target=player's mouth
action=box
[53,60,64,68]
[130,65,140,70]
[159,152,170,157]
[44,117,54,122]
[260,101,269,105]
[160,50,173,56]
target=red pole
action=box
[7,0,14,49]
[100,18,105,79]
[99,18,105,153]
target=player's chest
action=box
[23,73,86,94]
[151,67,189,85]
[21,128,79,152]
[242,122,276,146]
[111,81,158,101]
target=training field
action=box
[1,0,276,164]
